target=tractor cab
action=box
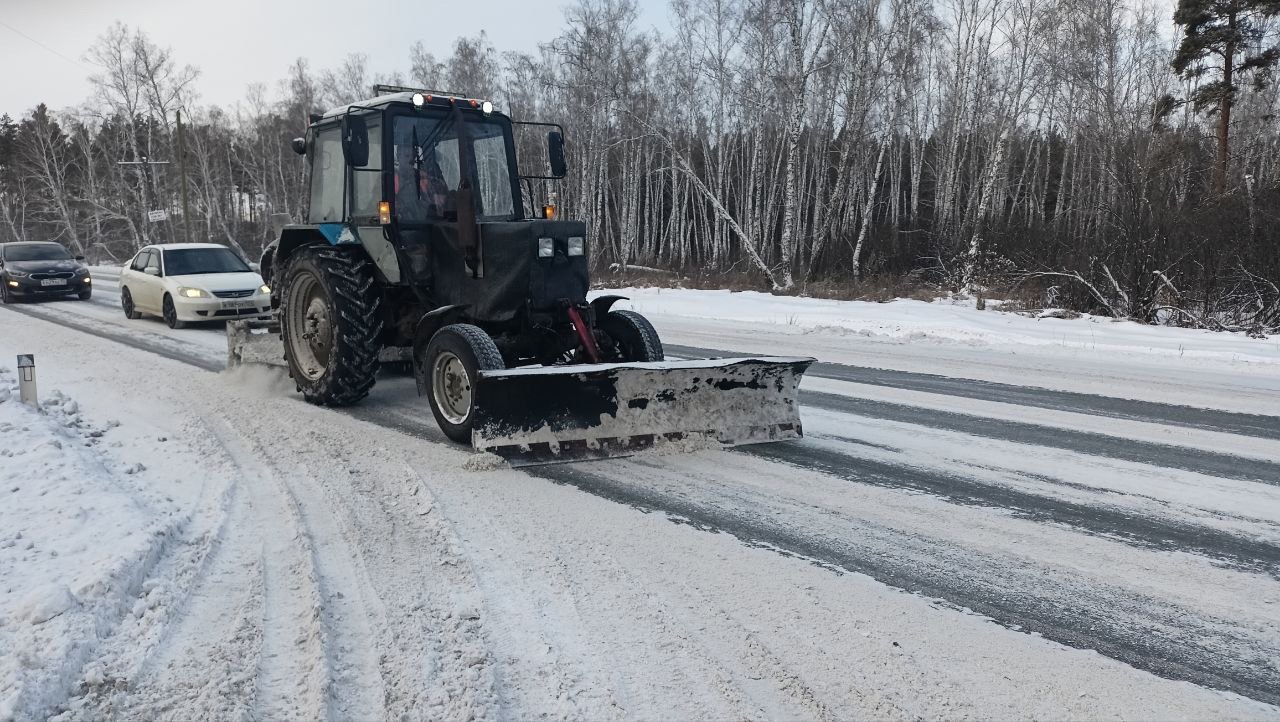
[277,89,586,353]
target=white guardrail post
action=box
[17,354,37,408]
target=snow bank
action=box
[0,373,180,722]
[606,287,1280,368]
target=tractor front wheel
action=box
[279,246,383,406]
[421,324,505,444]
[600,310,664,362]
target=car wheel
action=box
[121,287,142,319]
[1,280,13,305]
[420,324,505,444]
[163,294,186,329]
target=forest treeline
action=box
[1,0,1277,331]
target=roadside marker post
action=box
[16,354,37,408]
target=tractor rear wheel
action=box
[280,246,383,406]
[600,310,664,362]
[421,324,504,444]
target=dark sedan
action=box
[0,242,93,303]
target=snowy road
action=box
[2,268,1280,720]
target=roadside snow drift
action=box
[0,372,182,722]
[610,287,1280,368]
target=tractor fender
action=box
[272,226,330,277]
[412,304,471,360]
[590,295,629,319]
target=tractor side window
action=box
[309,126,344,224]
[350,120,382,221]
[474,133,514,218]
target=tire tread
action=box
[280,246,383,406]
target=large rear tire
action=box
[421,324,505,443]
[600,310,664,362]
[279,246,383,406]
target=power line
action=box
[0,19,89,71]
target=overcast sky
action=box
[0,0,669,118]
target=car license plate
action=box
[40,278,67,286]
[222,299,256,310]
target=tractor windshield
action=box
[392,114,517,224]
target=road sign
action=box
[147,209,168,222]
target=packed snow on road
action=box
[3,281,1280,720]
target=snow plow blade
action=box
[472,357,814,466]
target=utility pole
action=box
[176,110,192,244]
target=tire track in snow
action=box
[205,425,331,722]
[669,343,1280,440]
[530,461,1280,707]
[801,390,1280,484]
[0,304,223,372]
[210,424,386,721]
[58,434,255,721]
[744,439,1280,576]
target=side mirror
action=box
[547,131,567,178]
[144,266,160,276]
[75,255,85,261]
[342,115,369,167]
[291,137,307,156]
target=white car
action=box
[119,243,271,329]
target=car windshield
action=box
[4,244,71,262]
[164,248,250,276]
[392,113,516,223]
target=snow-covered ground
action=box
[2,271,1279,720]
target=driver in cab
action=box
[395,143,451,220]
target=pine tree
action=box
[1173,0,1280,193]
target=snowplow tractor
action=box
[228,86,813,464]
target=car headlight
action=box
[178,286,210,298]
[567,236,585,257]
[537,237,555,258]
[259,284,271,294]
[75,267,89,276]
[6,270,29,278]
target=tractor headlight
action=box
[567,236,585,257]
[178,286,210,298]
[537,237,555,258]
